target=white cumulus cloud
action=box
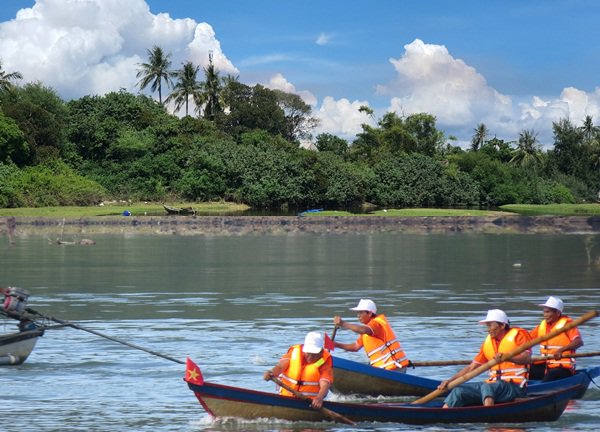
[314,97,374,139]
[264,73,317,106]
[379,39,513,130]
[0,0,237,100]
[376,38,600,147]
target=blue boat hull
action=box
[186,378,581,424]
[332,355,600,398]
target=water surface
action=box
[1,233,599,431]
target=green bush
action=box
[0,160,106,208]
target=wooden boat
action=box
[163,204,196,216]
[332,355,600,398]
[0,325,44,365]
[184,358,581,425]
[1,286,44,365]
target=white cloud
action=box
[316,32,333,46]
[376,38,600,147]
[0,0,237,100]
[314,97,374,140]
[379,39,513,129]
[264,73,317,106]
[262,74,373,142]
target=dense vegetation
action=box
[1,53,599,211]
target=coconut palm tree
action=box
[0,60,23,93]
[195,52,223,120]
[166,61,202,116]
[581,115,600,145]
[510,129,544,168]
[471,123,488,151]
[136,46,174,104]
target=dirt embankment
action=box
[3,215,600,238]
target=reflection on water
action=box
[0,233,599,431]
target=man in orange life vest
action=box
[263,331,333,409]
[332,299,410,372]
[529,296,583,381]
[439,309,532,408]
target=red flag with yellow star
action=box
[185,357,204,385]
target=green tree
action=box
[66,90,169,161]
[272,90,319,142]
[0,60,22,93]
[0,111,29,165]
[350,112,444,160]
[510,129,544,168]
[315,133,348,156]
[311,151,368,207]
[581,115,600,145]
[0,83,67,164]
[471,123,488,152]
[218,81,287,138]
[196,52,223,121]
[136,46,174,104]
[550,118,585,177]
[166,61,202,116]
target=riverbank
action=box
[3,214,600,240]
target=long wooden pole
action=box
[411,310,599,404]
[270,376,355,425]
[26,308,185,365]
[411,351,600,367]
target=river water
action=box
[1,232,599,431]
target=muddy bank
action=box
[3,215,600,238]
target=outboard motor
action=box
[2,286,30,318]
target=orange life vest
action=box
[361,314,409,370]
[537,316,576,370]
[279,345,331,398]
[483,327,529,387]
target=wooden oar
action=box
[270,376,355,425]
[411,310,599,404]
[26,308,185,365]
[331,325,339,342]
[411,351,600,367]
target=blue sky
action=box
[1,0,599,146]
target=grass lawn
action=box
[0,202,250,217]
[302,208,511,217]
[499,203,600,216]
[1,203,600,218]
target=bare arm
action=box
[552,337,584,359]
[437,361,480,390]
[509,351,531,365]
[263,358,290,381]
[312,379,332,409]
[333,315,373,335]
[334,340,361,352]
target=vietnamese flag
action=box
[324,332,335,352]
[185,357,204,385]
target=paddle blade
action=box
[185,357,204,385]
[324,333,335,352]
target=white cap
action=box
[350,299,377,314]
[538,296,564,312]
[302,332,324,354]
[479,309,509,324]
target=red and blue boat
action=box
[332,355,600,398]
[184,358,584,425]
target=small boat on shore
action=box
[163,204,196,216]
[332,355,600,398]
[184,358,581,425]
